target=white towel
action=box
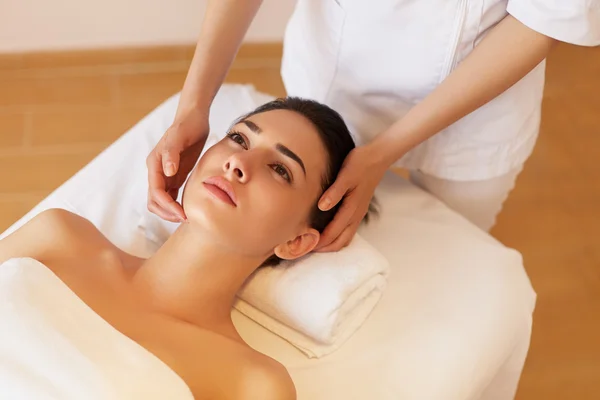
[234,234,390,358]
[0,257,194,400]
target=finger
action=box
[162,147,181,177]
[316,199,358,250]
[318,171,350,211]
[147,151,167,192]
[146,145,161,169]
[147,152,186,218]
[149,189,186,221]
[147,199,183,223]
[316,221,360,253]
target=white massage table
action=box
[1,84,536,400]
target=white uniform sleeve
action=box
[507,0,600,46]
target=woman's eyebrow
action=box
[240,119,306,176]
[276,144,306,176]
[241,120,262,134]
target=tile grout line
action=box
[0,58,282,80]
[0,104,147,113]
[0,142,110,157]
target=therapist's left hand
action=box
[315,144,389,252]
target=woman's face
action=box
[182,109,328,260]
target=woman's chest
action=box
[47,254,138,323]
[0,257,195,399]
[47,257,249,398]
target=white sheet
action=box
[1,84,536,400]
[0,257,193,400]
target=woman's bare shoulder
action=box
[171,327,296,400]
[0,208,114,265]
[20,208,104,245]
[234,349,297,400]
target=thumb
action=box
[162,148,181,177]
[318,175,348,211]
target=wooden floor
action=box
[0,43,598,399]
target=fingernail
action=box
[165,162,176,177]
[319,198,330,211]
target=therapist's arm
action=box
[176,0,264,118]
[317,14,558,252]
[374,14,557,164]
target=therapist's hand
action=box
[316,144,389,252]
[146,110,209,223]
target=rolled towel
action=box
[234,234,390,358]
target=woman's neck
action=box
[131,222,262,328]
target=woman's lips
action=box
[203,176,237,207]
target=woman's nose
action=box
[223,153,250,183]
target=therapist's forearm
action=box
[374,15,557,166]
[176,0,263,120]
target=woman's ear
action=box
[273,228,320,261]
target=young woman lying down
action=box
[0,98,363,399]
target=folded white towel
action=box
[236,234,390,358]
[138,214,390,358]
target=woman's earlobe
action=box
[274,229,320,261]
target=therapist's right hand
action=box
[146,110,209,223]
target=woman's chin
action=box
[185,203,229,231]
[184,189,232,218]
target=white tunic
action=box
[281,0,600,180]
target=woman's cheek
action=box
[255,183,289,220]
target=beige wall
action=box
[0,0,296,53]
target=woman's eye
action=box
[227,132,248,149]
[272,164,291,183]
